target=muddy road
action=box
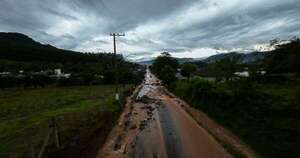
[97,69,233,158]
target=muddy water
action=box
[97,70,232,158]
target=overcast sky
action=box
[1,0,300,61]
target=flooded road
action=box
[97,69,232,158]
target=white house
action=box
[54,69,62,75]
[234,71,250,77]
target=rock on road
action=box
[97,69,232,158]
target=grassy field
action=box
[0,85,132,157]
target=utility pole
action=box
[110,33,125,101]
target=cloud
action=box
[0,0,300,60]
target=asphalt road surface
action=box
[97,69,232,158]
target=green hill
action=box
[0,32,117,64]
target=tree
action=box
[212,55,241,81]
[160,65,176,84]
[264,39,300,75]
[181,63,197,81]
[151,52,178,74]
[151,52,179,84]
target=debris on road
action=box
[129,125,137,130]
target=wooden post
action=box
[110,33,125,101]
[29,139,36,158]
[37,118,57,158]
[27,127,36,158]
[37,129,52,158]
[53,120,61,148]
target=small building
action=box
[0,72,11,76]
[54,69,62,75]
[175,72,187,80]
[51,69,71,78]
[234,71,250,77]
[257,70,266,75]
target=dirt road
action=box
[97,69,233,158]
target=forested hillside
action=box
[0,32,117,71]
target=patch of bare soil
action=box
[97,83,166,158]
[97,85,142,158]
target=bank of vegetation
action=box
[151,39,300,158]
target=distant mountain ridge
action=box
[203,52,267,63]
[137,60,154,65]
[137,52,266,65]
[136,57,196,65]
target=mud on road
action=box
[97,70,233,158]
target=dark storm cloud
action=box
[0,0,300,60]
[40,6,78,21]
